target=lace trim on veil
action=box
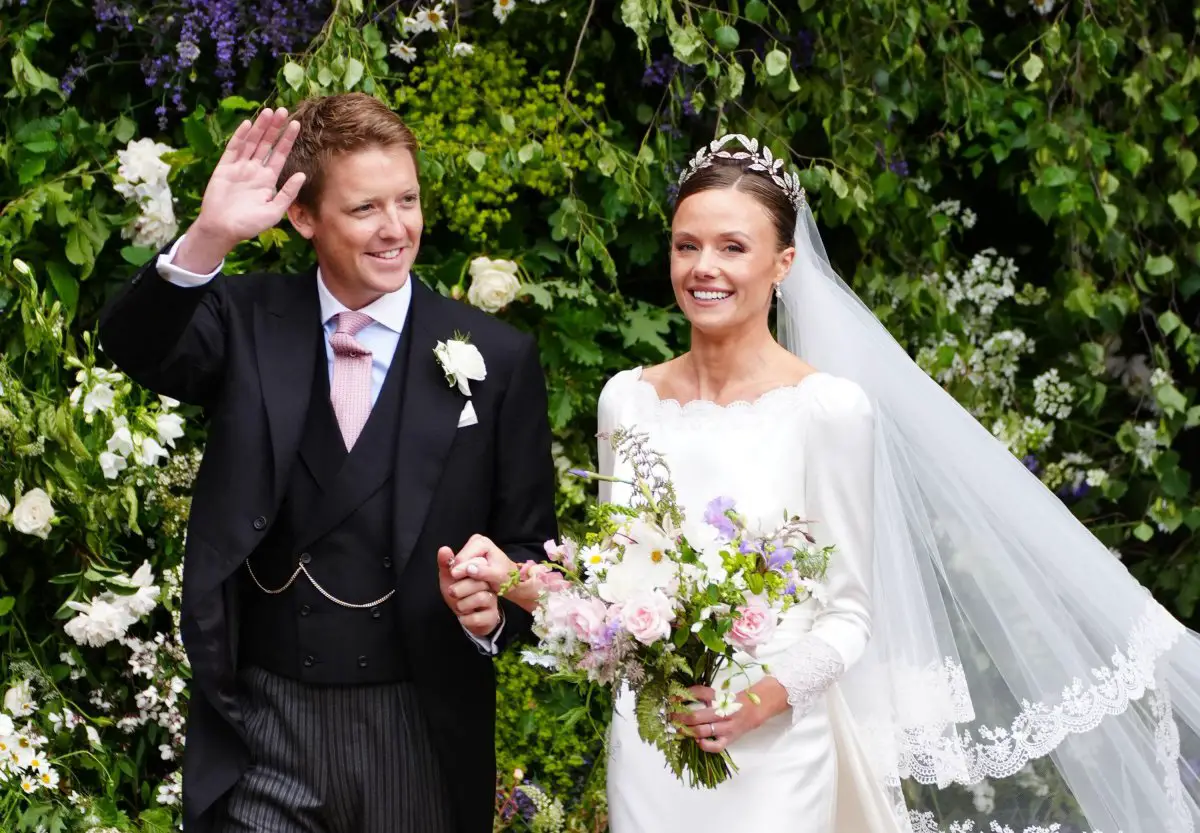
[873,599,1185,788]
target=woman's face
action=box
[670,186,794,337]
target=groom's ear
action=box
[286,201,317,240]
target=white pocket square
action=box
[457,401,478,428]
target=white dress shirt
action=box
[156,235,504,654]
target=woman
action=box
[457,135,1200,832]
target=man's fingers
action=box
[219,119,253,165]
[448,578,490,600]
[436,546,456,576]
[266,119,302,176]
[270,171,306,212]
[459,609,500,634]
[455,590,496,616]
[250,108,287,162]
[239,109,276,162]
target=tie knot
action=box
[335,311,374,337]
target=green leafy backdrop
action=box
[0,0,1196,830]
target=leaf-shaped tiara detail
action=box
[678,133,807,212]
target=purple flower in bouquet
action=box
[765,546,795,572]
[704,497,739,540]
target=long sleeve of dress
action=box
[772,377,876,722]
[595,372,625,505]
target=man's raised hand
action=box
[174,108,306,274]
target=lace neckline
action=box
[631,366,826,414]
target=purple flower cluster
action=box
[704,496,739,540]
[86,0,329,119]
[875,141,910,177]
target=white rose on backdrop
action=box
[3,679,35,717]
[99,451,128,480]
[0,493,10,520]
[433,338,487,396]
[114,137,174,195]
[466,257,521,313]
[155,412,185,448]
[12,488,55,539]
[124,183,179,249]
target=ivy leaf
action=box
[1180,150,1198,180]
[1041,166,1077,187]
[714,25,739,52]
[1159,310,1183,336]
[343,58,365,90]
[0,598,14,617]
[1133,523,1154,542]
[764,49,788,77]
[1168,192,1194,226]
[745,0,769,24]
[283,61,305,91]
[828,168,850,199]
[45,260,79,317]
[717,61,745,102]
[1145,254,1176,276]
[667,19,706,65]
[466,150,488,172]
[1022,54,1044,82]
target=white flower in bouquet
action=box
[12,487,55,539]
[0,714,14,736]
[64,598,138,647]
[598,518,677,604]
[712,690,743,718]
[4,679,36,717]
[466,256,521,313]
[0,493,10,520]
[155,412,185,447]
[99,451,128,480]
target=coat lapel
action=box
[254,269,321,501]
[390,281,468,579]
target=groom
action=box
[98,95,557,832]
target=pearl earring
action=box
[773,282,783,300]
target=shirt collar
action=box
[316,268,412,334]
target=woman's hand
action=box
[670,677,791,754]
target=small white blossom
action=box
[1031,0,1055,14]
[155,412,185,448]
[493,0,515,22]
[452,42,475,57]
[390,41,418,63]
[1033,368,1075,420]
[82,383,116,415]
[138,436,169,466]
[4,680,36,717]
[107,422,135,456]
[99,451,128,480]
[416,3,449,30]
[712,690,742,717]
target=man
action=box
[99,94,557,833]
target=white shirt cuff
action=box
[462,610,504,656]
[156,233,224,287]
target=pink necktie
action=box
[329,311,374,450]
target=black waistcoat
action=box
[238,322,412,685]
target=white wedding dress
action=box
[598,367,902,833]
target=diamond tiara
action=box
[678,134,807,212]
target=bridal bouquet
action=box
[509,427,833,789]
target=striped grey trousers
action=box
[213,667,453,833]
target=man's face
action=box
[287,145,423,309]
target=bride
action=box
[452,134,1200,833]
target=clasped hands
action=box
[437,534,534,639]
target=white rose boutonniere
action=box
[434,334,487,396]
[12,487,55,539]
